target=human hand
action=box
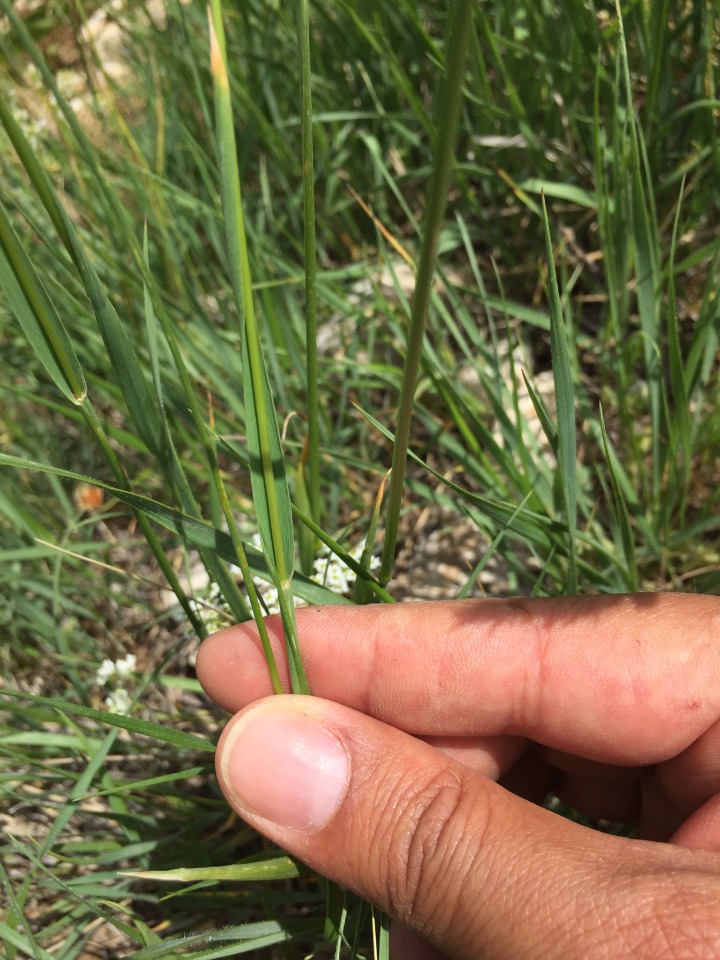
[196,594,720,959]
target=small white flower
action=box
[189,596,227,633]
[95,659,116,685]
[114,654,137,678]
[104,688,132,715]
[261,585,280,615]
[310,539,379,596]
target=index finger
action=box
[195,593,720,764]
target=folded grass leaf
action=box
[0,197,86,404]
[208,0,308,693]
[123,856,299,883]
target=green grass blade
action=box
[645,0,670,129]
[291,499,393,604]
[295,443,316,576]
[208,0,307,693]
[129,920,317,960]
[141,229,255,626]
[0,89,164,459]
[0,453,346,607]
[202,417,283,693]
[9,841,145,945]
[599,406,638,591]
[615,0,662,503]
[380,0,474,585]
[521,370,558,455]
[351,471,389,605]
[0,689,215,752]
[0,920,54,960]
[664,178,691,513]
[357,405,559,552]
[297,0,321,542]
[84,765,214,799]
[0,201,86,404]
[125,856,299,883]
[457,491,536,600]
[541,194,577,593]
[374,909,391,960]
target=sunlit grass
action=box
[1,0,719,956]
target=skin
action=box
[196,594,720,959]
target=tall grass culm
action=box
[1,1,719,957]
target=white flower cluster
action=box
[188,592,228,634]
[187,536,379,632]
[94,654,137,715]
[4,88,49,151]
[104,688,133,715]
[311,540,381,594]
[252,583,306,617]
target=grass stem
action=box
[297,0,321,541]
[379,0,474,585]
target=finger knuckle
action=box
[376,766,481,935]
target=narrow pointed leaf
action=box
[0,87,163,458]
[0,689,215,752]
[0,453,347,607]
[599,407,638,591]
[380,0,474,584]
[541,195,577,593]
[0,202,86,403]
[123,857,299,883]
[355,405,559,551]
[521,370,558,455]
[208,0,307,691]
[241,335,295,581]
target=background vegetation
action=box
[1,0,718,956]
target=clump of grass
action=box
[1,1,719,957]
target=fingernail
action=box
[220,704,349,831]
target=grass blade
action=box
[599,405,638,591]
[521,370,558,455]
[0,689,215,753]
[0,86,164,460]
[208,0,308,693]
[0,453,346,607]
[357,405,559,552]
[380,0,474,584]
[141,227,252,626]
[297,0,321,543]
[124,856,299,883]
[0,200,86,404]
[615,0,662,503]
[541,193,577,593]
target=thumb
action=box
[215,696,720,960]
